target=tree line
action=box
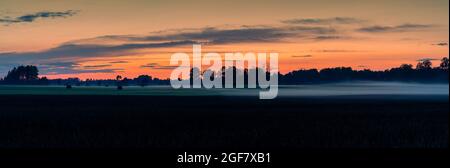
[0,57,448,86]
[280,57,448,84]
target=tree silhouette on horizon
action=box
[1,57,448,86]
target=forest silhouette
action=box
[1,57,448,86]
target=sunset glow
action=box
[0,0,448,79]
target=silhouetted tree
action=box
[320,67,354,81]
[122,77,131,86]
[116,75,123,90]
[2,62,449,86]
[440,57,449,70]
[399,64,414,70]
[135,75,152,87]
[416,60,432,70]
[4,65,39,82]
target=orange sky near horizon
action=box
[0,0,448,80]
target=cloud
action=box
[140,63,180,70]
[0,25,339,62]
[0,40,198,75]
[38,62,122,75]
[0,10,78,24]
[140,63,159,68]
[287,26,337,34]
[43,68,123,75]
[69,25,338,46]
[91,27,295,44]
[417,58,439,62]
[0,40,197,63]
[0,24,347,75]
[282,17,364,25]
[83,64,112,69]
[109,61,129,64]
[432,42,448,46]
[357,24,435,33]
[291,55,313,58]
[40,62,80,69]
[316,49,361,53]
[313,35,346,40]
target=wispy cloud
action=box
[0,10,78,25]
[432,42,448,46]
[0,40,195,75]
[417,58,440,62]
[109,61,129,64]
[313,35,348,40]
[2,16,433,76]
[316,49,362,53]
[0,24,344,65]
[282,17,364,25]
[0,40,197,62]
[43,68,123,75]
[38,62,122,75]
[0,21,358,76]
[83,64,112,69]
[140,63,179,70]
[69,25,339,45]
[41,62,80,69]
[140,63,159,68]
[287,26,337,34]
[291,55,313,58]
[357,24,435,33]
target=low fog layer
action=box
[218,82,449,97]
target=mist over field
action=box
[0,82,448,99]
[207,82,447,98]
[278,82,449,97]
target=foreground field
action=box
[0,95,447,150]
[0,82,448,97]
[0,95,449,165]
[0,83,448,163]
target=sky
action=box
[0,0,448,79]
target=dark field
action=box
[0,95,448,163]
